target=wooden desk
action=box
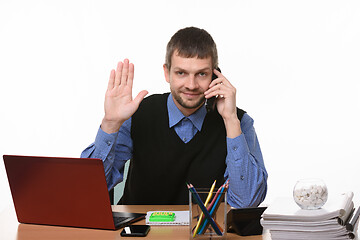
[0,205,271,240]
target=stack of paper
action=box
[261,192,358,240]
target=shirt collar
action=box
[167,93,207,131]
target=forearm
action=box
[81,128,121,189]
[224,114,267,208]
[225,134,267,208]
[223,114,242,138]
[81,119,133,190]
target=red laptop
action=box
[3,155,145,230]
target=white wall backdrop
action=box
[1,0,360,212]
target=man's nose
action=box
[185,75,198,90]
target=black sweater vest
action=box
[119,93,245,204]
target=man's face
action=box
[164,52,213,116]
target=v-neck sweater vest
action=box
[119,93,245,204]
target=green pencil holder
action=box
[189,188,227,239]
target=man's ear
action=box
[163,64,170,83]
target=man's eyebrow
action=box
[197,68,212,72]
[172,67,186,71]
[173,67,212,72]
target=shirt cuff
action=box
[227,133,250,162]
[94,127,118,159]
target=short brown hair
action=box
[165,27,218,70]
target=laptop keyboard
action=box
[113,216,133,227]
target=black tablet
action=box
[227,207,267,236]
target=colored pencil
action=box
[195,184,224,234]
[192,180,217,237]
[187,183,223,236]
[198,182,228,234]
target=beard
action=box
[172,91,206,109]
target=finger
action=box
[205,83,231,97]
[213,68,224,79]
[206,88,227,99]
[121,59,129,86]
[107,69,115,91]
[205,88,219,99]
[127,63,134,88]
[208,77,228,89]
[208,78,222,88]
[133,90,148,107]
[209,76,233,89]
[211,69,234,87]
[114,61,123,86]
[204,84,220,98]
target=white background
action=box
[1,0,360,213]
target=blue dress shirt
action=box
[81,94,267,208]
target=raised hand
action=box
[101,59,148,134]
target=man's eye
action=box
[198,72,207,77]
[176,71,184,76]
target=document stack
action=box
[261,192,359,240]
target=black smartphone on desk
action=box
[205,67,221,113]
[120,225,150,237]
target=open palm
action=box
[102,59,148,133]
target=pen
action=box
[187,183,223,236]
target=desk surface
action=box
[0,205,271,240]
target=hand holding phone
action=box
[120,225,151,237]
[205,67,221,112]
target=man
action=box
[81,27,267,208]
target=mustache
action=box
[182,89,203,94]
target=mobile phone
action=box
[120,225,150,237]
[205,67,221,113]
